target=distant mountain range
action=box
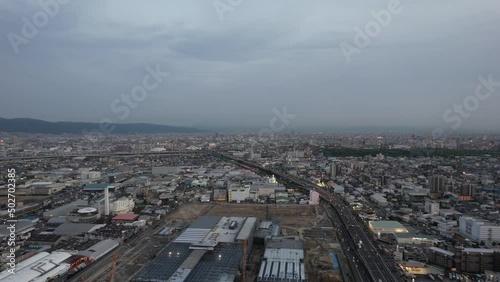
[0,118,201,134]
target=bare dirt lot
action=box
[166,203,213,221]
[207,203,268,218]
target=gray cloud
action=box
[1,0,499,132]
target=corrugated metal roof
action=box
[264,248,304,262]
[174,228,211,244]
[258,238,305,282]
[0,252,71,282]
[77,239,119,260]
[258,259,305,281]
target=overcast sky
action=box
[1,0,499,132]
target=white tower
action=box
[104,186,110,216]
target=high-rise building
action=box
[428,175,445,198]
[458,183,476,201]
[381,175,392,186]
[330,163,342,178]
[377,136,385,148]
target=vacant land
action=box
[166,202,213,221]
[207,203,268,218]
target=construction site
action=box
[161,202,346,282]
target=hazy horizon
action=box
[1,0,499,133]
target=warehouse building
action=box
[53,223,105,236]
[0,220,35,240]
[254,220,281,244]
[112,214,140,223]
[135,216,257,282]
[369,220,409,236]
[76,239,119,261]
[0,251,71,282]
[258,236,306,282]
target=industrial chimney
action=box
[104,186,110,216]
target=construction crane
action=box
[242,239,247,282]
[107,250,120,282]
[167,218,174,241]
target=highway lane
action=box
[323,203,369,281]
[313,183,399,282]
